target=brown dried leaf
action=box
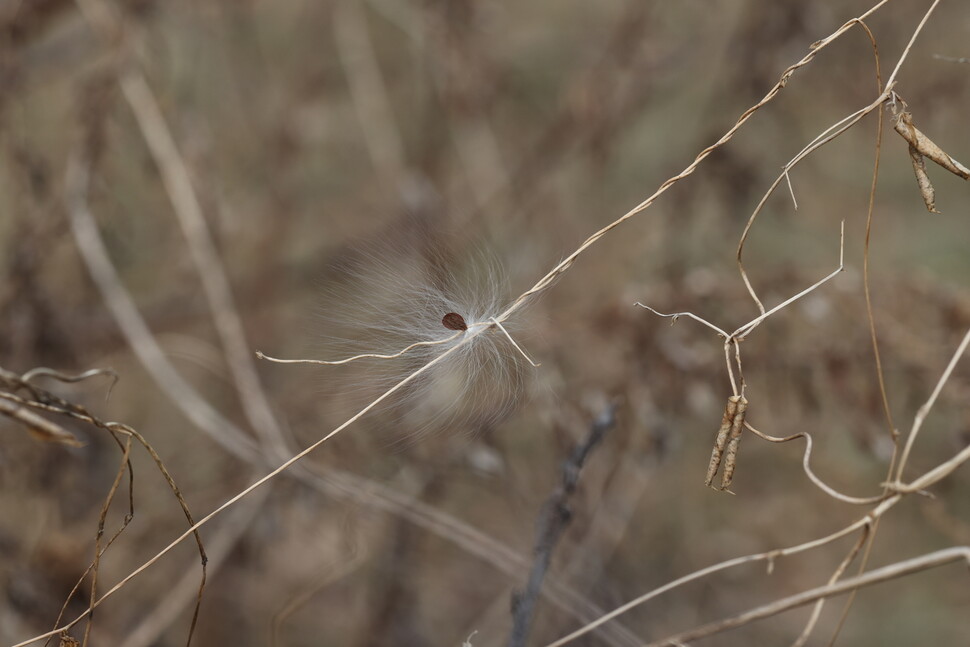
[908,143,940,213]
[59,633,80,647]
[894,111,970,178]
[0,400,83,447]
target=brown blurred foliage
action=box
[2,1,970,646]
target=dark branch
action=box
[508,403,618,647]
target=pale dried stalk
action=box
[744,422,883,506]
[333,0,409,195]
[732,222,844,342]
[542,499,893,647]
[790,527,869,647]
[20,367,118,395]
[643,547,970,647]
[894,328,970,483]
[825,20,892,642]
[737,97,881,318]
[76,0,291,460]
[118,479,271,647]
[256,335,463,365]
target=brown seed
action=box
[442,312,468,331]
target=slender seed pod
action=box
[706,395,740,487]
[720,396,749,490]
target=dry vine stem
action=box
[640,222,843,490]
[0,366,207,647]
[18,0,939,644]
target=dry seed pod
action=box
[907,143,939,213]
[720,397,749,490]
[705,395,740,487]
[893,110,970,214]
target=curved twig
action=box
[744,421,883,505]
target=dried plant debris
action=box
[893,109,970,213]
[0,399,83,447]
[705,395,748,492]
[59,632,80,647]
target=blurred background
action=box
[2,1,970,645]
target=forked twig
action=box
[632,306,729,339]
[895,329,970,483]
[733,221,845,342]
[790,526,869,647]
[490,317,541,367]
[638,223,843,489]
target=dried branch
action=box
[644,546,970,647]
[895,328,970,482]
[790,527,869,647]
[508,404,617,647]
[744,422,883,506]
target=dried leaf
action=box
[59,632,80,647]
[0,400,83,447]
[908,143,940,213]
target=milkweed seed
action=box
[442,312,468,331]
